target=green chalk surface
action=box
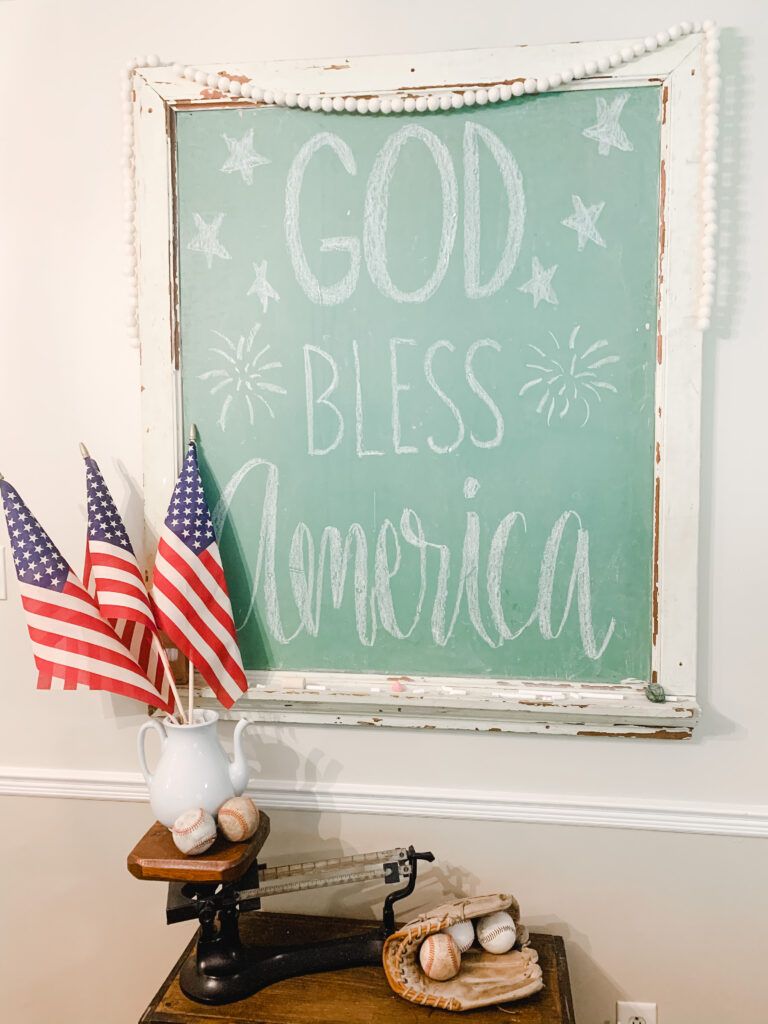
[175,86,661,683]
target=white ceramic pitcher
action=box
[138,709,250,828]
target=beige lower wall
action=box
[3,795,765,1024]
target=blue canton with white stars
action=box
[164,443,216,553]
[85,458,133,552]
[0,480,69,591]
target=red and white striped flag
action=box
[82,455,171,711]
[0,476,174,712]
[152,440,247,709]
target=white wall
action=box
[1,2,766,1022]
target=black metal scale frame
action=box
[165,846,435,1005]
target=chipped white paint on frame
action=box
[133,35,706,736]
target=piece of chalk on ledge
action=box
[391,680,405,693]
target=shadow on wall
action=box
[694,26,748,744]
[528,915,622,1024]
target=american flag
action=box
[82,456,170,711]
[152,440,247,709]
[0,477,174,712]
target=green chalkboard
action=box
[174,85,661,684]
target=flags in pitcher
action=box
[152,440,247,709]
[0,477,174,712]
[82,456,170,710]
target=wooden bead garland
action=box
[123,22,719,346]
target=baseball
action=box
[418,933,461,981]
[443,920,475,953]
[171,808,217,856]
[476,910,517,954]
[218,796,260,842]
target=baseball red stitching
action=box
[219,807,247,834]
[188,833,215,853]
[172,809,204,836]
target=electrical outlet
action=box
[617,1002,657,1024]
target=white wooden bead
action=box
[122,100,133,114]
[463,89,476,105]
[512,80,526,96]
[148,54,160,67]
[585,60,598,75]
[357,97,369,114]
[218,77,231,92]
[549,73,562,89]
[597,57,610,73]
[274,89,286,105]
[427,94,441,110]
[609,53,622,67]
[452,93,464,109]
[697,318,710,330]
[644,37,657,51]
[488,86,500,103]
[368,96,381,113]
[261,88,273,104]
[524,78,537,93]
[297,93,309,108]
[308,94,322,111]
[194,70,206,84]
[416,96,428,112]
[381,97,392,114]
[633,42,646,57]
[680,21,692,34]
[668,25,681,40]
[332,95,345,112]
[707,36,720,52]
[250,86,264,102]
[172,63,184,76]
[242,83,255,98]
[344,96,357,112]
[230,81,242,97]
[621,47,634,63]
[693,21,702,32]
[439,95,452,110]
[536,78,549,93]
[656,31,670,46]
[703,19,715,32]
[704,160,717,176]
[184,67,197,80]
[206,73,218,88]
[391,96,404,113]
[560,69,574,83]
[286,92,298,107]
[572,64,586,79]
[475,88,488,104]
[404,97,417,112]
[320,96,333,112]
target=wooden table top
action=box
[139,912,575,1024]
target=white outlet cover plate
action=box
[617,1001,657,1024]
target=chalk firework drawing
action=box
[199,323,287,430]
[519,325,619,427]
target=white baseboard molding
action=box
[1,766,766,838]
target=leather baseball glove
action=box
[382,893,543,1012]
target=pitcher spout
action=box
[228,718,251,795]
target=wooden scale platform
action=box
[128,814,575,1023]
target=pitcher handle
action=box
[137,717,167,786]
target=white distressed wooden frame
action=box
[135,35,706,738]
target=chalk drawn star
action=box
[561,195,606,251]
[220,129,270,184]
[187,213,231,269]
[583,94,634,157]
[518,257,558,308]
[247,260,280,313]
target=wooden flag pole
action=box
[152,635,187,725]
[188,658,195,724]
